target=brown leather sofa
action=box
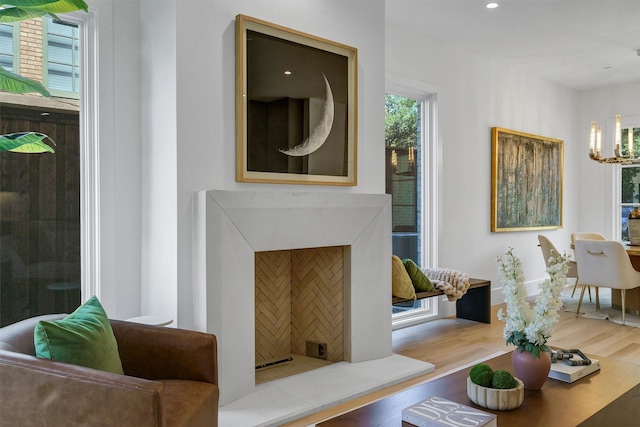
[0,314,219,426]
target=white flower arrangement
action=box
[496,247,569,358]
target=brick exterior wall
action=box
[19,18,43,83]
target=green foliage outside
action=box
[385,94,418,148]
[622,167,639,203]
[0,132,55,152]
[622,128,640,203]
[0,0,88,153]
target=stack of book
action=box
[548,358,601,383]
[402,396,497,427]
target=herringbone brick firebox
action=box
[255,246,345,368]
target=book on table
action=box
[548,358,601,383]
[402,396,497,427]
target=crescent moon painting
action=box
[279,73,335,157]
[237,14,357,185]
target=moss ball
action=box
[491,370,518,389]
[469,363,493,387]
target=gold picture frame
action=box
[491,127,564,232]
[235,14,358,185]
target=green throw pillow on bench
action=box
[403,258,436,292]
[34,295,124,375]
[392,255,416,299]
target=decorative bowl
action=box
[466,376,524,411]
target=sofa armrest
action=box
[0,350,166,427]
[110,320,217,385]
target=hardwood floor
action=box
[282,293,640,426]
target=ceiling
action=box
[385,0,640,91]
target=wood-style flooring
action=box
[282,294,640,426]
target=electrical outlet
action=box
[306,341,328,360]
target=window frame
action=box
[387,74,440,329]
[57,9,100,302]
[0,9,98,321]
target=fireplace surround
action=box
[255,246,346,369]
[194,190,392,405]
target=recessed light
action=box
[486,2,499,9]
[284,70,292,75]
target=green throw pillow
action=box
[34,296,124,374]
[402,259,436,292]
[392,255,416,299]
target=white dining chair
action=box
[570,232,606,304]
[537,235,583,299]
[574,240,640,325]
[571,232,606,245]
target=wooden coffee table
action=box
[318,351,640,426]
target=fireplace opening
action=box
[255,245,345,384]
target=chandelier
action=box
[589,115,639,164]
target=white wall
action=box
[139,0,179,326]
[139,0,386,328]
[89,0,142,319]
[92,0,640,324]
[386,22,580,315]
[577,82,640,238]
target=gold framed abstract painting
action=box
[235,14,358,185]
[491,127,564,232]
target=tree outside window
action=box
[620,128,640,241]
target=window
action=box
[0,106,80,326]
[386,94,421,261]
[43,18,79,97]
[0,11,96,327]
[386,90,438,328]
[0,22,17,72]
[620,126,640,241]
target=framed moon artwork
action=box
[235,14,358,185]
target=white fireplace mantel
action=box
[193,190,392,405]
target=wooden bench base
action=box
[392,278,491,323]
